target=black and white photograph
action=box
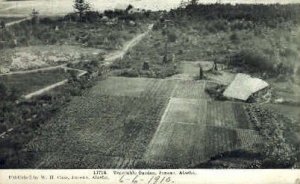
[0,0,300,171]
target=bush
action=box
[0,82,8,101]
[84,11,102,22]
[142,61,150,70]
[205,83,227,101]
[229,32,240,43]
[296,66,300,76]
[262,139,296,168]
[120,68,139,77]
[64,13,78,22]
[229,49,274,73]
[206,20,229,33]
[167,32,177,42]
[246,105,297,168]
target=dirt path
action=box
[5,17,30,27]
[23,66,87,99]
[0,64,67,76]
[103,24,154,63]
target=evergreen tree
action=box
[190,0,198,5]
[73,0,90,22]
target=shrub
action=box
[205,83,227,101]
[262,138,296,168]
[0,82,8,101]
[120,68,139,77]
[84,11,102,22]
[64,13,78,22]
[206,20,229,33]
[246,105,298,168]
[296,66,300,76]
[142,61,150,70]
[229,49,274,73]
[167,32,177,43]
[229,32,240,43]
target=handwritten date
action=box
[119,175,174,184]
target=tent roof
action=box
[223,73,269,101]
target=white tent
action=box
[223,73,269,101]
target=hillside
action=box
[0,3,299,169]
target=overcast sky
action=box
[1,0,300,16]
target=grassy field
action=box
[111,30,179,78]
[0,16,148,50]
[109,4,300,79]
[113,20,300,78]
[0,68,74,95]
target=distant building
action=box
[128,8,143,14]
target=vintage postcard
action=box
[0,0,299,183]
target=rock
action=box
[274,98,285,103]
[129,20,136,26]
[0,66,10,74]
[101,16,109,22]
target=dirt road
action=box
[104,24,154,63]
[5,17,30,27]
[0,64,67,76]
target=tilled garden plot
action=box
[143,94,261,168]
[25,77,175,168]
[25,77,264,168]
